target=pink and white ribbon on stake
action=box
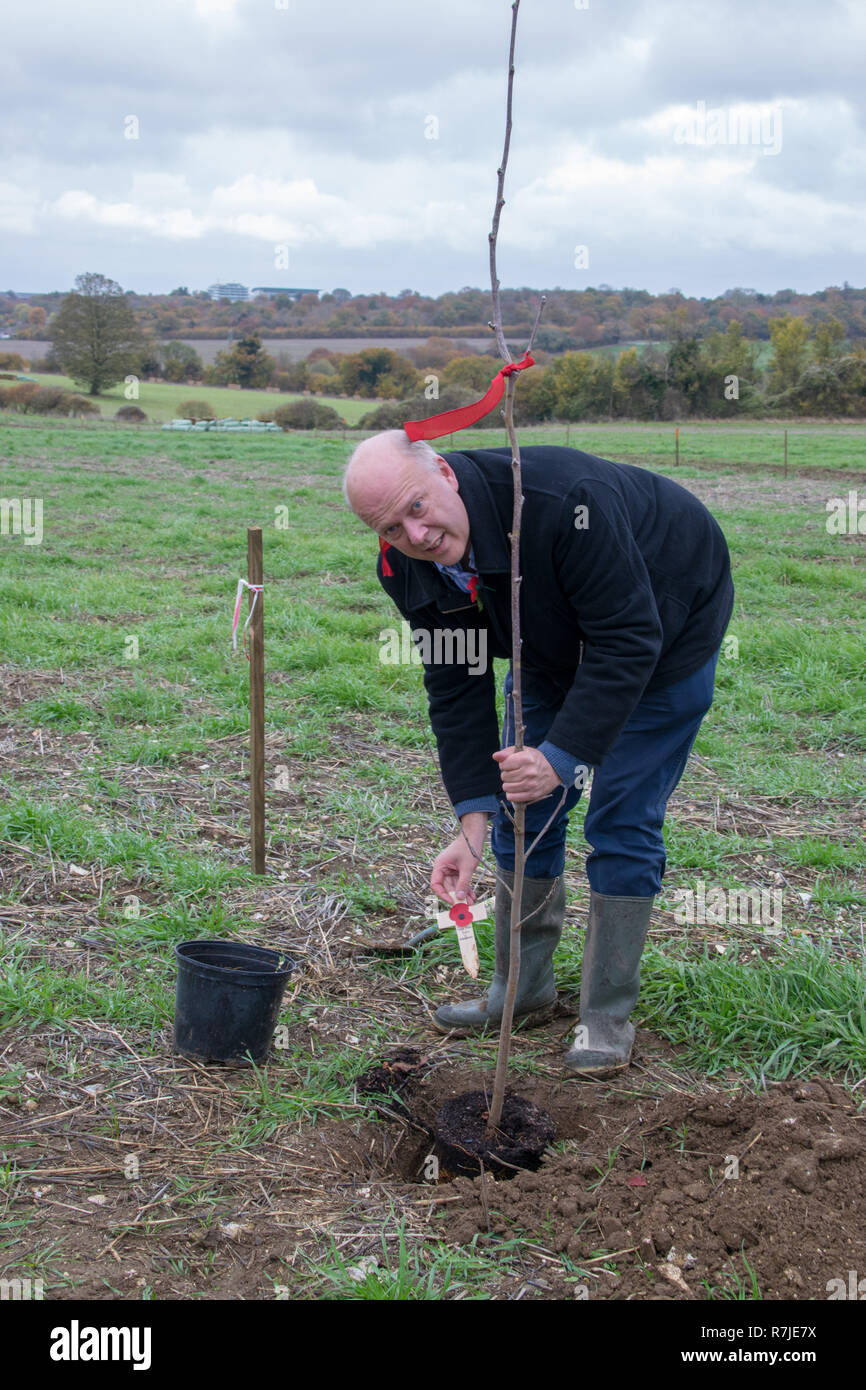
[231,579,264,659]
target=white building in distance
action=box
[250,287,320,301]
[206,282,250,302]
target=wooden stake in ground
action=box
[247,527,266,874]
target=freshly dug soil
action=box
[435,1090,556,1177]
[428,1075,866,1300]
[355,1047,431,1119]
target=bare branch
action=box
[526,294,548,355]
[523,784,569,864]
[487,1,521,365]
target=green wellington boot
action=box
[433,868,565,1035]
[563,890,654,1078]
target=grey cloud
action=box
[2,0,863,294]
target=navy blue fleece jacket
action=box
[376,445,734,819]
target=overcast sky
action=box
[2,0,864,298]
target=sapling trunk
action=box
[485,0,540,1134]
[486,371,526,1132]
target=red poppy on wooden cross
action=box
[449,903,474,928]
[431,895,495,978]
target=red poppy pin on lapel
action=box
[433,896,494,977]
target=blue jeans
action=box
[489,650,720,896]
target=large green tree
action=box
[550,350,615,420]
[768,313,810,392]
[337,347,417,398]
[812,316,846,365]
[441,354,501,392]
[159,340,203,383]
[51,273,143,395]
[612,347,666,419]
[208,335,274,388]
[703,320,758,381]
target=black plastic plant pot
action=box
[434,1090,555,1179]
[174,939,295,1065]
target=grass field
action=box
[21,371,373,426]
[18,370,866,450]
[1,417,864,1300]
[433,422,866,474]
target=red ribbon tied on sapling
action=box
[402,351,536,441]
[377,352,536,575]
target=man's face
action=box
[360,455,471,566]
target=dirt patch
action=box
[3,1023,865,1301]
[434,1089,556,1177]
[356,1047,432,1119]
[680,473,866,514]
[0,667,68,711]
[414,1073,866,1300]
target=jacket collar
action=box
[394,451,512,611]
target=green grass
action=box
[702,1252,763,1300]
[448,422,866,473]
[7,380,866,466]
[635,936,866,1081]
[15,370,374,425]
[0,418,864,1085]
[288,1224,506,1300]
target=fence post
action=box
[247,527,266,875]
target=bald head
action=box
[343,431,437,517]
[342,429,471,568]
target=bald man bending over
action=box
[343,430,733,1076]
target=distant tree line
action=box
[3,279,866,351]
[483,318,866,422]
[4,273,864,419]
